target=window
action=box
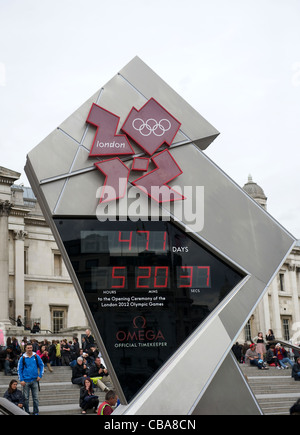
[24,248,28,274]
[24,305,32,329]
[279,273,285,292]
[282,318,290,341]
[54,253,62,276]
[244,319,252,342]
[50,306,68,333]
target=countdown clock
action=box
[55,218,244,401]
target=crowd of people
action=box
[232,330,300,415]
[3,326,300,415]
[0,329,118,415]
[232,329,300,377]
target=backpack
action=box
[22,354,39,368]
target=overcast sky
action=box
[0,0,299,238]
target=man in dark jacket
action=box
[71,357,87,385]
[84,329,95,350]
[88,357,111,392]
[292,357,300,380]
[0,347,17,375]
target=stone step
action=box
[0,366,111,415]
[240,364,300,415]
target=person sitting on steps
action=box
[88,356,112,392]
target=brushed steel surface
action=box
[24,56,295,415]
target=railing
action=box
[9,317,53,334]
[0,398,28,416]
[268,339,300,358]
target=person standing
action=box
[84,329,95,350]
[17,343,44,415]
[255,332,266,361]
[61,339,71,366]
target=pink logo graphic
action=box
[87,104,134,157]
[132,150,185,203]
[87,98,184,204]
[95,158,130,203]
[121,98,181,156]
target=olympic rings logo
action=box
[132,118,171,137]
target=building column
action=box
[0,200,12,324]
[270,278,282,339]
[13,229,27,323]
[260,291,271,335]
[289,264,300,342]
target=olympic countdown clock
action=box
[25,57,295,414]
[55,218,244,400]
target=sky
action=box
[0,0,299,237]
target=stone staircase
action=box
[0,366,107,415]
[2,363,299,415]
[240,364,300,415]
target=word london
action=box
[96,140,126,149]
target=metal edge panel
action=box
[24,156,128,405]
[191,352,262,415]
[119,56,220,149]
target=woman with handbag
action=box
[79,377,99,414]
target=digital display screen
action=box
[81,230,169,254]
[55,218,244,402]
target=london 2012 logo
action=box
[86,98,185,204]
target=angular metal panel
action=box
[59,90,101,144]
[167,144,294,285]
[28,128,79,182]
[191,352,262,415]
[24,57,295,415]
[119,57,220,150]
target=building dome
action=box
[243,175,267,209]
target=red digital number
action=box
[162,232,167,251]
[111,266,126,288]
[137,230,150,250]
[154,266,169,288]
[136,266,151,288]
[118,231,132,251]
[198,266,210,287]
[179,266,193,288]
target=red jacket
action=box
[275,347,287,360]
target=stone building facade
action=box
[241,175,300,343]
[0,166,87,341]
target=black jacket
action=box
[88,362,108,378]
[292,362,300,380]
[79,386,98,408]
[3,389,25,407]
[71,363,86,383]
